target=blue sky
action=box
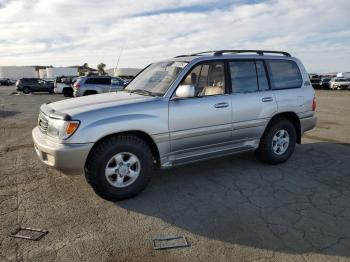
[0,0,349,73]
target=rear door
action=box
[229,60,277,141]
[32,79,42,91]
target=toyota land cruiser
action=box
[32,50,317,201]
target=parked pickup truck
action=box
[54,76,78,97]
[32,50,317,201]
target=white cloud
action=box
[0,0,349,72]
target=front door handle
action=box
[214,102,229,108]
[262,97,273,102]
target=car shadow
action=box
[117,142,350,257]
[0,110,20,118]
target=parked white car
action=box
[329,77,350,90]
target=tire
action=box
[49,87,54,94]
[63,87,73,97]
[257,117,296,164]
[22,87,31,94]
[85,135,155,201]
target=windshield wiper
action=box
[128,89,161,96]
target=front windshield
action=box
[125,61,188,96]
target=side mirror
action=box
[174,85,195,99]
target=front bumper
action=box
[300,115,317,134]
[32,126,93,174]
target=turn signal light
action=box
[66,122,79,135]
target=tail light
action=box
[312,95,316,111]
[74,83,80,89]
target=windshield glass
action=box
[125,61,188,96]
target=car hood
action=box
[41,91,159,118]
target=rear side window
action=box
[267,60,302,89]
[229,61,258,93]
[85,78,111,85]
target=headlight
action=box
[46,118,80,139]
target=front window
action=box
[178,62,226,97]
[125,61,188,96]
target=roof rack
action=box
[174,50,291,58]
[213,50,291,57]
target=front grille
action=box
[38,112,49,134]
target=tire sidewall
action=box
[88,140,153,200]
[265,120,296,163]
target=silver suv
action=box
[32,50,317,201]
[73,76,126,97]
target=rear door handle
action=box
[262,97,273,102]
[214,102,229,108]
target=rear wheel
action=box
[22,87,31,94]
[63,87,73,97]
[85,135,155,201]
[257,118,296,164]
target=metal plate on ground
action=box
[10,227,48,241]
[153,235,190,250]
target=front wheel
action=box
[22,87,31,94]
[85,135,155,201]
[257,118,296,164]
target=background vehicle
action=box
[33,50,317,201]
[0,78,15,86]
[329,77,350,90]
[54,76,78,97]
[16,78,54,94]
[320,77,331,89]
[73,76,126,97]
[309,74,321,89]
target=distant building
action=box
[39,68,47,79]
[0,66,79,79]
[46,67,78,78]
[337,72,350,78]
[107,68,142,79]
[115,68,141,79]
[0,66,37,79]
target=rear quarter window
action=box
[266,60,302,89]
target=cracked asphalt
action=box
[1,87,350,262]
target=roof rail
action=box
[184,50,291,57]
[213,50,291,57]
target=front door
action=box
[169,61,232,154]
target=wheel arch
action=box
[86,130,161,168]
[83,90,98,96]
[266,112,301,144]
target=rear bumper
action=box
[300,115,317,134]
[32,126,93,174]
